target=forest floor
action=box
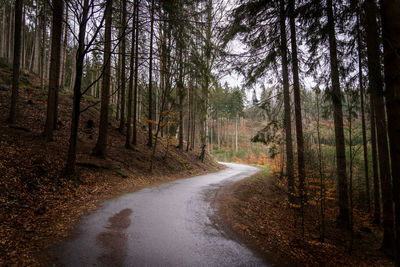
[0,61,221,266]
[217,169,394,266]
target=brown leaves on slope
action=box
[217,172,393,266]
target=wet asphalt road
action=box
[54,163,268,267]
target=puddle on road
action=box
[97,208,133,266]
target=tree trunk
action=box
[326,0,350,228]
[289,0,306,205]
[60,4,69,90]
[126,0,136,148]
[8,6,14,64]
[32,2,40,74]
[178,38,184,150]
[217,112,220,150]
[364,0,394,252]
[147,0,155,147]
[119,0,127,132]
[379,0,400,260]
[235,113,238,153]
[370,96,380,224]
[40,4,46,91]
[8,0,23,124]
[44,0,64,140]
[0,5,7,58]
[132,0,139,145]
[21,5,25,70]
[279,0,295,201]
[92,0,113,158]
[65,0,89,175]
[356,11,371,211]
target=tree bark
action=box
[44,0,64,140]
[119,0,127,132]
[126,0,136,148]
[65,0,89,175]
[147,0,155,147]
[326,0,350,228]
[279,0,295,201]
[370,96,381,224]
[60,4,69,90]
[289,0,306,204]
[8,0,23,124]
[364,0,394,252]
[32,2,40,74]
[132,0,139,145]
[92,0,113,157]
[356,11,371,212]
[379,0,400,260]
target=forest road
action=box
[53,162,268,267]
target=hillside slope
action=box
[0,61,221,266]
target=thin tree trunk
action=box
[216,112,220,150]
[279,0,295,202]
[356,11,371,211]
[327,0,350,228]
[44,0,64,140]
[32,3,40,74]
[178,37,184,149]
[8,6,14,64]
[21,5,25,70]
[289,0,306,206]
[147,0,155,147]
[60,4,69,90]
[40,4,46,91]
[92,0,113,157]
[379,0,400,259]
[132,0,139,145]
[364,0,394,252]
[8,0,23,124]
[0,6,5,58]
[316,90,325,242]
[235,113,238,153]
[370,97,381,224]
[65,0,89,176]
[119,0,127,132]
[126,0,136,148]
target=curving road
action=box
[53,163,268,267]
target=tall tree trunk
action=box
[126,0,136,148]
[132,0,139,145]
[0,6,5,58]
[217,112,220,150]
[40,3,46,91]
[119,0,127,132]
[289,0,306,205]
[379,0,400,261]
[356,11,371,211]
[235,113,238,153]
[147,0,155,147]
[178,37,184,150]
[60,4,69,90]
[32,2,40,74]
[8,0,23,124]
[364,0,394,252]
[327,0,350,228]
[65,0,89,175]
[44,0,64,140]
[92,0,113,157]
[370,97,381,224]
[21,5,25,70]
[279,0,295,201]
[8,6,14,64]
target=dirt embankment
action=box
[217,171,394,266]
[0,62,221,266]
